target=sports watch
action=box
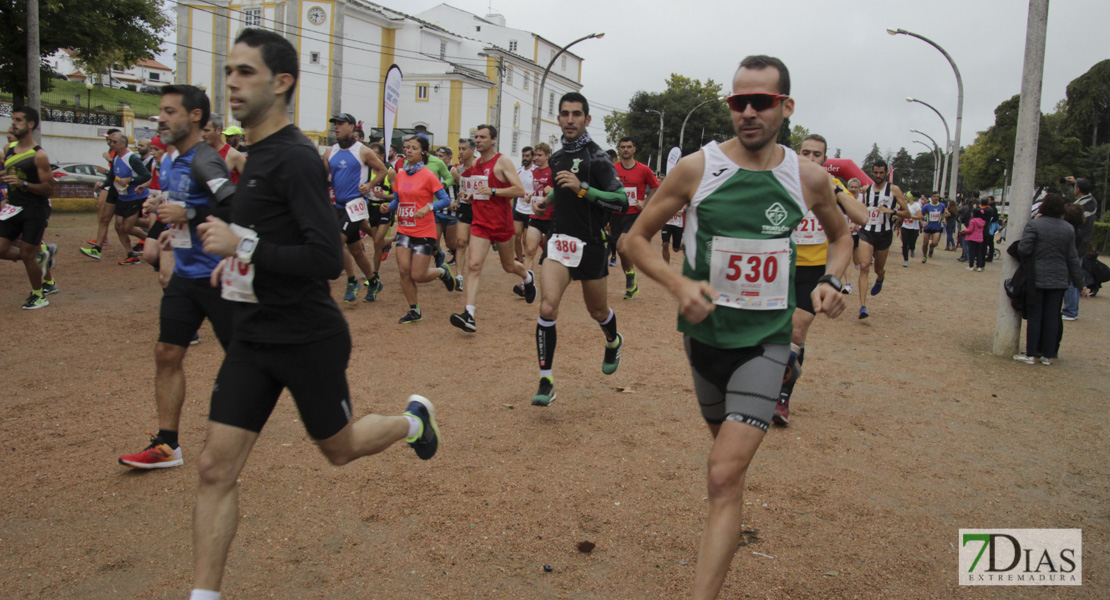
[816,274,843,292]
[236,231,259,263]
[577,181,590,198]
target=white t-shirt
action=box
[902,200,922,231]
[515,164,535,215]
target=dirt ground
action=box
[1,212,1107,599]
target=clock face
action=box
[307,7,326,25]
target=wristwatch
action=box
[577,181,590,198]
[490,188,497,197]
[816,274,844,292]
[236,232,259,263]
[20,180,29,191]
[185,207,197,223]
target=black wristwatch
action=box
[816,274,844,292]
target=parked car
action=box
[140,85,161,94]
[52,163,105,184]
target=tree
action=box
[787,124,810,151]
[862,143,883,171]
[603,74,732,163]
[1064,59,1110,147]
[0,0,170,104]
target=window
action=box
[148,72,160,81]
[513,105,520,127]
[509,40,518,53]
[416,84,429,101]
[310,51,320,65]
[244,7,262,27]
[548,91,555,116]
[506,66,513,86]
[439,41,447,60]
[561,55,567,70]
[512,131,519,154]
[523,72,530,90]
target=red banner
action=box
[824,158,873,187]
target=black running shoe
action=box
[512,283,525,297]
[398,309,422,324]
[523,270,537,304]
[602,333,623,375]
[403,395,440,460]
[435,250,446,269]
[532,377,556,406]
[439,263,456,292]
[450,310,476,332]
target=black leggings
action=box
[1026,288,1066,358]
[901,228,919,261]
[967,241,986,268]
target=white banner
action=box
[666,146,682,174]
[383,64,403,152]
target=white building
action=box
[174,0,586,162]
[45,49,173,89]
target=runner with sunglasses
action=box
[624,56,850,600]
[856,159,910,319]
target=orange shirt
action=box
[394,166,443,239]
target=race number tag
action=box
[221,224,259,303]
[547,233,586,268]
[709,236,790,310]
[0,203,23,221]
[666,211,684,228]
[398,202,417,228]
[929,210,941,222]
[166,201,192,249]
[345,197,370,222]
[624,187,639,208]
[791,212,826,245]
[465,175,490,200]
[866,207,883,227]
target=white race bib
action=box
[709,236,791,311]
[791,212,826,245]
[666,211,684,228]
[866,207,883,227]
[928,210,941,222]
[114,178,129,194]
[0,203,23,221]
[345,197,369,222]
[398,202,417,228]
[165,201,192,249]
[464,175,490,200]
[547,233,585,268]
[220,224,259,303]
[624,187,639,208]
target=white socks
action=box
[190,590,220,600]
[405,414,421,440]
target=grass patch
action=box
[2,80,161,118]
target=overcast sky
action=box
[368,0,1107,163]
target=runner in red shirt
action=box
[202,117,245,185]
[612,137,660,300]
[523,142,554,275]
[381,136,457,324]
[450,124,535,332]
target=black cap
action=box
[329,113,356,125]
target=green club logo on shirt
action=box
[571,158,582,173]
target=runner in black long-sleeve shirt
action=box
[189,29,440,600]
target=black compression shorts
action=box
[528,218,551,236]
[684,336,790,431]
[336,206,363,245]
[858,229,893,252]
[661,225,683,251]
[540,233,609,281]
[0,202,49,245]
[456,202,473,225]
[793,264,825,315]
[158,275,234,348]
[208,330,354,440]
[114,199,143,219]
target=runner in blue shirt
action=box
[920,191,946,263]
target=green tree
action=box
[0,0,170,104]
[862,143,883,170]
[788,124,810,151]
[1063,59,1110,147]
[604,74,732,162]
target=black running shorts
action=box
[367,201,393,227]
[209,330,354,440]
[528,218,551,236]
[661,224,683,251]
[105,186,119,205]
[114,199,143,219]
[793,264,824,315]
[158,275,234,349]
[540,234,609,281]
[858,228,893,252]
[456,202,473,225]
[395,234,438,256]
[0,202,49,245]
[512,209,531,225]
[684,336,790,431]
[336,206,363,245]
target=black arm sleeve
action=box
[251,147,343,279]
[188,145,237,226]
[128,154,151,186]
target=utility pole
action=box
[27,0,41,143]
[993,0,1050,356]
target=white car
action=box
[52,163,105,185]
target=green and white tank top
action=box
[679,142,806,349]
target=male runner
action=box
[512,146,534,267]
[1,107,55,309]
[612,137,660,299]
[855,158,909,319]
[450,137,478,292]
[522,142,553,274]
[190,29,439,600]
[222,125,247,154]
[118,84,238,469]
[529,92,629,406]
[85,129,121,250]
[920,191,945,262]
[203,116,245,184]
[359,141,394,301]
[900,193,922,267]
[81,132,151,264]
[774,133,866,425]
[450,124,534,332]
[624,56,850,600]
[323,112,387,303]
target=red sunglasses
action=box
[726,93,789,112]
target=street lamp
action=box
[531,32,604,147]
[907,98,951,196]
[645,108,664,173]
[911,139,940,192]
[888,27,964,203]
[478,51,506,149]
[678,97,724,154]
[911,129,943,191]
[85,81,93,124]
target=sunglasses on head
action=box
[726,93,789,112]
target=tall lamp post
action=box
[532,32,604,146]
[86,82,94,124]
[911,139,940,191]
[645,108,664,173]
[911,129,943,191]
[907,98,951,196]
[889,27,964,203]
[678,97,724,154]
[478,52,506,150]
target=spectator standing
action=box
[1062,177,1097,320]
[964,208,987,271]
